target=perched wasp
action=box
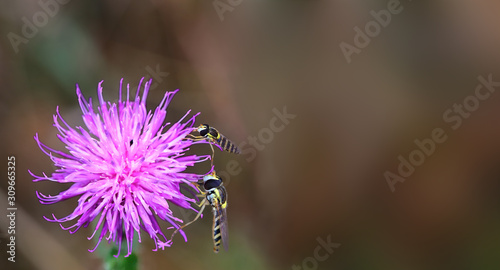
[170,171,229,253]
[189,124,240,156]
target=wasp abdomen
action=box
[217,135,240,154]
[213,214,222,253]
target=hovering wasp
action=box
[170,171,229,253]
[189,124,240,160]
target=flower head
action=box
[30,78,210,257]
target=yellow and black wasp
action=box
[170,171,229,253]
[189,124,240,157]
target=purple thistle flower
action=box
[29,78,210,257]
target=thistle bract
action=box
[30,78,210,257]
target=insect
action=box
[189,124,240,156]
[170,171,229,253]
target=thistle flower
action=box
[29,78,210,257]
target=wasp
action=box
[170,171,229,253]
[189,124,240,157]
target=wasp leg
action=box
[170,199,208,241]
[186,134,215,163]
[195,197,207,207]
[191,184,205,204]
[193,183,203,193]
[209,143,215,167]
[187,134,206,141]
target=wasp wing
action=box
[219,206,229,251]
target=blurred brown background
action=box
[2,0,500,269]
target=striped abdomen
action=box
[212,210,222,253]
[216,135,240,154]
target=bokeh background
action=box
[2,0,500,269]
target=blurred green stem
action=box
[104,247,138,270]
